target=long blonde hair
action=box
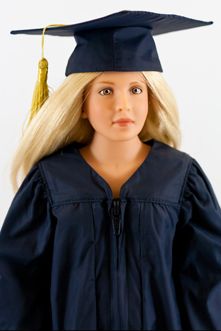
[10,71,181,194]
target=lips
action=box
[113,119,134,123]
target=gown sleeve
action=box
[172,157,221,330]
[0,164,56,330]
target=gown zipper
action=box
[110,198,122,329]
[111,198,121,270]
[111,198,121,237]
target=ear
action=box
[81,108,88,119]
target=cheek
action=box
[135,96,148,116]
[86,95,111,118]
[85,103,110,128]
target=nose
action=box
[114,90,131,111]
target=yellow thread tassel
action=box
[28,57,49,124]
[27,23,67,126]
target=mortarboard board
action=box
[10,10,213,123]
[11,9,213,74]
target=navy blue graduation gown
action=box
[0,138,221,330]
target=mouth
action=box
[113,121,135,126]
[113,120,134,124]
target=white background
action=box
[0,0,221,225]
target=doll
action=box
[1,10,221,331]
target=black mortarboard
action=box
[10,10,213,124]
[11,10,213,74]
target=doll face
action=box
[82,71,148,142]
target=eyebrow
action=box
[95,80,146,85]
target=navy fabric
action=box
[0,138,221,330]
[10,10,213,74]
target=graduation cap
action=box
[10,10,213,124]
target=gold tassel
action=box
[28,57,49,124]
[27,24,68,126]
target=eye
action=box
[99,87,142,95]
[99,88,112,96]
[132,87,142,94]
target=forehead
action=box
[91,71,146,85]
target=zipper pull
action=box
[111,198,121,236]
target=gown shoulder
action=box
[0,163,55,329]
[172,157,221,329]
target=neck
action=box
[85,134,149,168]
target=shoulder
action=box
[149,139,193,182]
[134,139,193,203]
[37,141,82,175]
[38,139,193,176]
[36,142,86,204]
[36,139,199,205]
[153,139,192,164]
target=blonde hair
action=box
[10,71,181,194]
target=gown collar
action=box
[73,139,157,200]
